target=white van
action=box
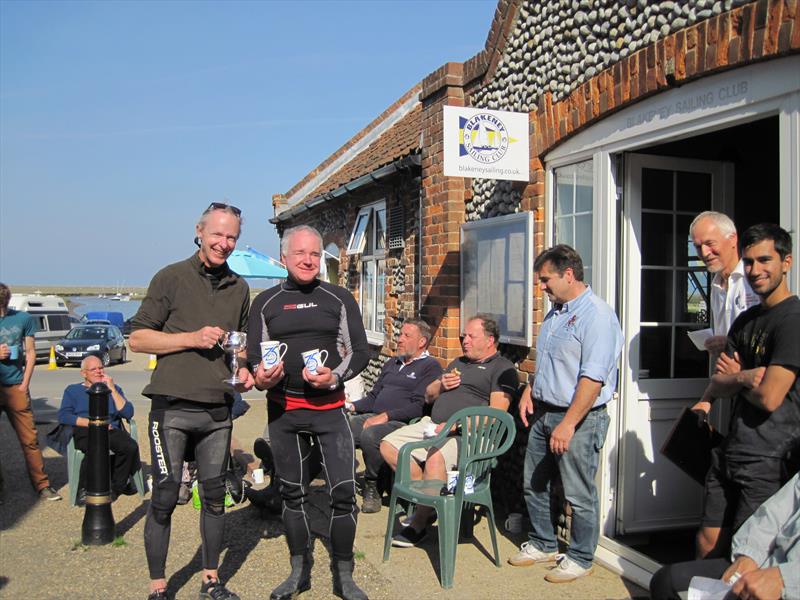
[8,294,73,360]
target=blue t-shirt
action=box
[0,309,38,385]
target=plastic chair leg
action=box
[383,490,400,562]
[484,502,501,567]
[67,439,84,507]
[437,505,457,589]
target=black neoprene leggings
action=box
[268,404,358,562]
[144,406,232,580]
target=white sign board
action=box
[443,106,530,182]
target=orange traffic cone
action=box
[147,354,157,370]
[48,346,58,370]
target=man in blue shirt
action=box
[0,283,61,501]
[348,317,442,513]
[58,354,140,499]
[509,245,623,583]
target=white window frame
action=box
[347,200,386,344]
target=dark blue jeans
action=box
[523,406,610,568]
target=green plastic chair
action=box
[66,417,146,506]
[382,406,516,588]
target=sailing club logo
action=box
[459,113,510,164]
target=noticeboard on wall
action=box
[460,212,533,346]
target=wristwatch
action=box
[329,373,341,390]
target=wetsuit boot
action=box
[331,559,368,600]
[270,553,313,600]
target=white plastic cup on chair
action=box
[260,341,288,369]
[446,470,475,494]
[301,348,328,374]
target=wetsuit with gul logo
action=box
[246,277,369,410]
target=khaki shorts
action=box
[382,416,460,470]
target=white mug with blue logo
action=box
[301,348,328,375]
[260,341,288,369]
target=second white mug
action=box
[301,348,329,374]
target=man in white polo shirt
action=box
[689,211,759,356]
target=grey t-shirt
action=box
[430,352,518,423]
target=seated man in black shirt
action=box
[380,314,518,547]
[348,318,442,513]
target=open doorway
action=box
[613,115,779,564]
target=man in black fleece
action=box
[247,224,370,600]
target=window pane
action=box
[554,159,593,272]
[361,260,375,331]
[675,326,709,377]
[556,216,573,246]
[375,208,386,251]
[364,210,374,255]
[641,168,673,210]
[575,159,593,212]
[347,211,370,254]
[556,165,575,215]
[641,212,673,266]
[679,270,710,324]
[376,259,386,332]
[641,270,672,322]
[639,326,671,379]
[574,214,593,269]
[676,171,712,212]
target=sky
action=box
[0,0,496,287]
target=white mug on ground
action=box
[504,512,523,533]
[252,468,265,485]
[301,348,328,374]
[260,341,288,369]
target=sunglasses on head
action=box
[204,202,241,217]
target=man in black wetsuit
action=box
[247,224,370,600]
[130,202,254,600]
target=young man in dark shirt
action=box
[247,224,370,600]
[348,317,442,513]
[692,223,800,559]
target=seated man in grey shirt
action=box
[380,314,518,547]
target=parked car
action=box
[54,324,127,367]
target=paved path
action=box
[0,351,647,599]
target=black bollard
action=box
[81,381,116,545]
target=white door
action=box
[616,153,733,534]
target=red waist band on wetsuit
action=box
[272,388,346,411]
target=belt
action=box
[537,402,606,413]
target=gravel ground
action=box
[0,358,647,599]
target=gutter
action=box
[270,153,421,224]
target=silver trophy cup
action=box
[221,331,247,385]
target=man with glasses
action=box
[57,354,140,501]
[247,224,370,600]
[130,202,254,600]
